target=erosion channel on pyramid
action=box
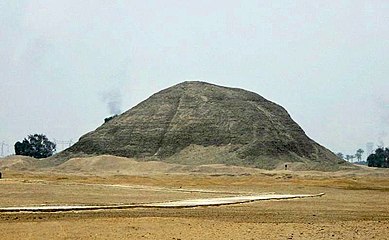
[53,81,347,170]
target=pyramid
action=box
[57,81,345,170]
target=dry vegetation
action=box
[0,155,388,239]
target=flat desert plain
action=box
[0,156,388,239]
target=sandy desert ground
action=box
[0,155,388,239]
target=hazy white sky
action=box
[1,0,388,157]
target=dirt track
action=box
[0,193,324,212]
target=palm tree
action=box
[355,149,364,162]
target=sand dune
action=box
[0,154,261,176]
[55,155,267,175]
[0,155,37,171]
[1,155,385,179]
[56,155,175,174]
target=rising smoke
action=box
[100,58,130,116]
[101,89,122,115]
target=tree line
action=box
[336,149,364,163]
[337,147,389,168]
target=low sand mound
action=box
[175,164,259,175]
[0,155,38,171]
[56,155,181,175]
[56,155,137,172]
[53,154,262,176]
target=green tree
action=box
[367,147,389,168]
[355,148,364,162]
[14,134,56,159]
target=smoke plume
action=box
[101,89,122,115]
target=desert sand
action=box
[0,155,388,239]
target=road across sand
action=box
[0,193,324,212]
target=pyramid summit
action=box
[57,81,346,170]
